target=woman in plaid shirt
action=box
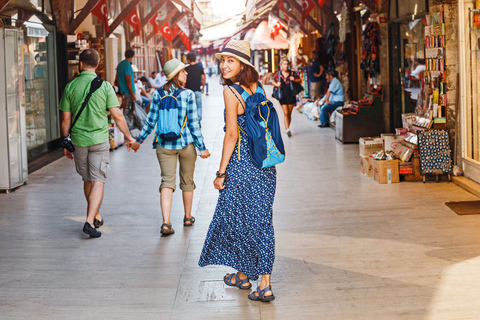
[130,59,210,236]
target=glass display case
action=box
[0,28,28,190]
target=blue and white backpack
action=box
[156,88,187,141]
[228,83,285,169]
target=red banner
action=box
[160,21,173,42]
[126,7,141,37]
[149,12,159,35]
[91,0,109,32]
[317,0,326,7]
[301,0,315,23]
[178,30,191,51]
[172,25,179,38]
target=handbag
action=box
[271,71,283,101]
[290,81,304,96]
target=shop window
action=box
[22,21,58,150]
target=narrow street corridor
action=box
[1,79,480,319]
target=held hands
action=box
[200,150,211,159]
[128,140,141,153]
[64,149,74,160]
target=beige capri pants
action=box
[156,143,197,192]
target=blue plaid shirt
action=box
[136,86,206,151]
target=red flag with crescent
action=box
[160,22,173,42]
[126,7,141,37]
[301,0,315,24]
[318,0,326,7]
[92,0,109,32]
[149,12,160,35]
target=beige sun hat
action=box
[215,40,254,68]
[163,58,188,81]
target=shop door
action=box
[389,23,403,130]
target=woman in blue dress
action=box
[198,40,276,302]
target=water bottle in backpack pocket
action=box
[156,88,188,141]
[228,83,285,169]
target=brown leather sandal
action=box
[160,223,175,235]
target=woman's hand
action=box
[214,176,226,190]
[200,150,211,159]
[129,141,141,152]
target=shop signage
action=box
[27,27,48,38]
[379,17,387,24]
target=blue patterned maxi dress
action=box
[198,86,276,280]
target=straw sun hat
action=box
[163,58,188,81]
[215,40,254,68]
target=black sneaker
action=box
[94,218,104,229]
[83,222,101,238]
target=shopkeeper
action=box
[318,70,344,128]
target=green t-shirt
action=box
[59,71,120,147]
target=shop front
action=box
[0,1,61,188]
[388,0,432,130]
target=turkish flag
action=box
[126,7,141,37]
[318,0,326,7]
[301,0,315,24]
[149,12,159,35]
[172,25,179,38]
[268,14,283,40]
[92,0,109,32]
[160,22,173,42]
[178,30,191,50]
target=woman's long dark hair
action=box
[220,61,259,87]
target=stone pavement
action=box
[1,78,480,320]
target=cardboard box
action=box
[360,155,373,177]
[359,137,384,156]
[381,133,405,152]
[370,159,400,184]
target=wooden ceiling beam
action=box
[69,0,100,34]
[129,0,168,40]
[0,0,11,12]
[107,0,143,37]
[358,0,376,12]
[284,0,323,32]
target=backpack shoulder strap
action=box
[69,77,103,135]
[257,81,266,96]
[227,85,245,110]
[173,89,186,97]
[156,88,166,98]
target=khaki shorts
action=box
[73,140,110,183]
[156,143,197,192]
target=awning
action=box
[250,20,288,50]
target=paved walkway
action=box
[1,78,480,320]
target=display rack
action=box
[417,129,452,182]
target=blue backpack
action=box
[156,88,187,141]
[228,83,285,169]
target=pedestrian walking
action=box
[59,48,136,238]
[198,40,277,302]
[115,49,136,115]
[185,53,206,122]
[129,58,211,236]
[271,58,301,137]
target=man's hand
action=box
[130,94,135,103]
[326,101,332,105]
[64,149,74,160]
[200,150,211,159]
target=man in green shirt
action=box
[59,48,135,238]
